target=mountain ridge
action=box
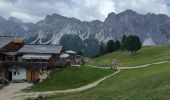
[0,10,170,56]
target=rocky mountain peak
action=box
[104,12,117,23]
[122,9,137,14]
[45,13,68,21]
[8,17,23,24]
[107,12,116,18]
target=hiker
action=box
[111,58,120,70]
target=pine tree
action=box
[100,43,105,55]
[105,40,114,53]
[115,40,121,50]
[121,35,127,50]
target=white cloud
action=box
[99,0,116,18]
[10,12,42,22]
[0,0,169,22]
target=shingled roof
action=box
[18,44,63,54]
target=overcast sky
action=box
[0,0,170,23]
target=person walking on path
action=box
[111,58,120,70]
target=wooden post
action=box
[2,73,4,84]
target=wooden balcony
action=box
[0,61,70,68]
[0,61,48,68]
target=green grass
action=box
[43,62,170,100]
[89,45,170,67]
[25,65,113,92]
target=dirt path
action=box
[0,83,32,100]
[4,60,170,100]
[120,61,169,69]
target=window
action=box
[13,71,16,75]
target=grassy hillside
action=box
[89,45,170,67]
[43,62,170,100]
[25,65,113,92]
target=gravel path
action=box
[87,61,169,70]
[0,83,32,100]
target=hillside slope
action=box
[89,45,170,67]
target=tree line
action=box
[100,35,142,55]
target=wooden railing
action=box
[0,61,70,68]
[0,61,48,68]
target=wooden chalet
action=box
[17,44,63,82]
[0,36,64,83]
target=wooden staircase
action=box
[0,73,9,84]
